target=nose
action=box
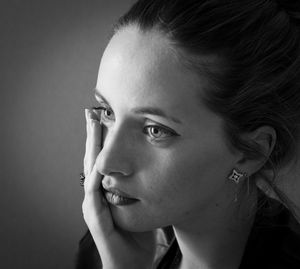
[96,125,134,177]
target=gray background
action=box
[0,0,133,268]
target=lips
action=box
[102,185,139,206]
[102,186,136,199]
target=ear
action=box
[236,126,277,176]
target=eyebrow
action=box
[94,89,182,124]
[132,107,182,124]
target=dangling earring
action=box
[228,169,248,202]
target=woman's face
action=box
[95,25,240,232]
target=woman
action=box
[76,0,300,268]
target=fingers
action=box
[83,109,110,227]
[84,109,91,176]
[83,130,113,235]
[84,108,102,176]
[85,120,103,192]
[84,157,103,194]
[84,108,104,192]
[89,119,102,172]
[82,162,112,234]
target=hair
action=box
[112,0,300,211]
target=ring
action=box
[80,172,85,187]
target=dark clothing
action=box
[157,208,300,269]
[75,230,102,269]
[75,206,300,269]
[239,208,300,269]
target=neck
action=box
[173,190,257,269]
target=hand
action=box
[82,109,157,269]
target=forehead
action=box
[108,26,174,65]
[98,25,204,106]
[100,25,178,77]
[96,26,226,133]
[96,25,226,139]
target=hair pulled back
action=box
[114,0,300,200]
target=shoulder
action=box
[240,206,300,269]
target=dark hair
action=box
[113,0,300,208]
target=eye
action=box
[143,125,178,141]
[92,106,115,123]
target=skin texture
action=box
[95,25,241,231]
[82,25,276,269]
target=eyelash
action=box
[142,125,178,141]
[91,106,179,141]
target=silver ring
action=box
[79,172,85,187]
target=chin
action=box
[110,206,162,232]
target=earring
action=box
[228,169,249,202]
[228,169,248,184]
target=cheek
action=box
[142,141,235,208]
